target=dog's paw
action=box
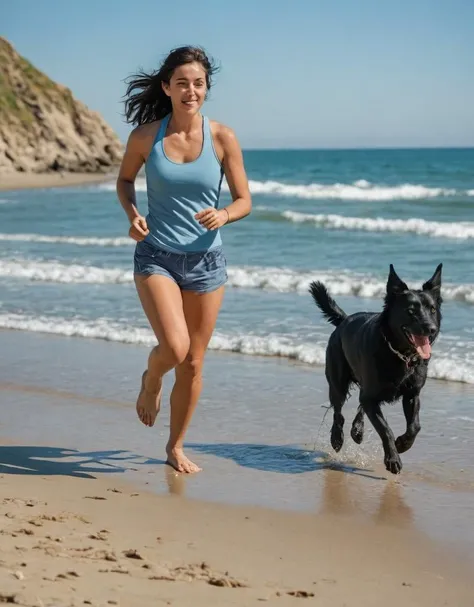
[350,422,364,445]
[384,453,403,475]
[395,435,412,454]
[331,426,344,452]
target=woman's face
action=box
[162,61,207,115]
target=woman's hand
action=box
[195,207,229,230]
[129,215,150,241]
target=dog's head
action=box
[383,263,443,360]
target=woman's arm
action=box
[219,125,252,223]
[196,124,252,230]
[116,127,149,241]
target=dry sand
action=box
[0,470,472,607]
[0,172,115,192]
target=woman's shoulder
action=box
[126,121,162,158]
[129,120,162,143]
[209,119,240,148]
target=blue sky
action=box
[3,0,474,149]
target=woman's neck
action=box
[168,111,202,135]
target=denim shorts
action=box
[133,240,228,293]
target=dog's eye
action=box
[407,309,414,315]
[431,306,436,314]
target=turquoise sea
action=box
[1,147,473,385]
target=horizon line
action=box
[239,144,474,152]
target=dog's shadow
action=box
[186,442,384,479]
[0,445,165,479]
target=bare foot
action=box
[136,370,162,427]
[166,446,201,474]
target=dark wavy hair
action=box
[123,46,219,126]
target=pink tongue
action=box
[412,335,431,359]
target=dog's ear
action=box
[422,263,443,293]
[387,264,408,295]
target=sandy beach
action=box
[0,172,116,192]
[0,470,472,607]
[1,329,474,606]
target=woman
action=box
[116,46,252,473]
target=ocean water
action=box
[1,147,474,390]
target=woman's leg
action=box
[134,273,190,427]
[166,285,225,473]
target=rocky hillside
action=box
[0,37,123,174]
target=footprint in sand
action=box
[56,570,81,580]
[286,590,315,598]
[27,519,43,527]
[88,531,109,541]
[123,549,143,560]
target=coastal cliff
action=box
[0,36,123,175]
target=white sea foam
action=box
[1,203,472,250]
[0,312,472,384]
[245,179,457,201]
[0,259,133,284]
[2,259,474,304]
[0,233,131,246]
[97,177,470,201]
[279,210,474,240]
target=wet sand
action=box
[0,328,473,605]
[0,171,116,192]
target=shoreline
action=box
[0,170,117,192]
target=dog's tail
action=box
[309,281,347,327]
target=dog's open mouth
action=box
[405,333,432,359]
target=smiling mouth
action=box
[403,328,432,359]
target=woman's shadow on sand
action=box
[0,443,384,481]
[0,445,165,479]
[186,442,385,480]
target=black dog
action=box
[309,264,442,474]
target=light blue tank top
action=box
[144,113,224,253]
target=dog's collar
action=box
[382,332,419,367]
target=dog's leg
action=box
[325,338,352,453]
[350,406,364,444]
[361,397,402,474]
[395,393,421,454]
[329,385,346,452]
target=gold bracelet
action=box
[224,208,230,224]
